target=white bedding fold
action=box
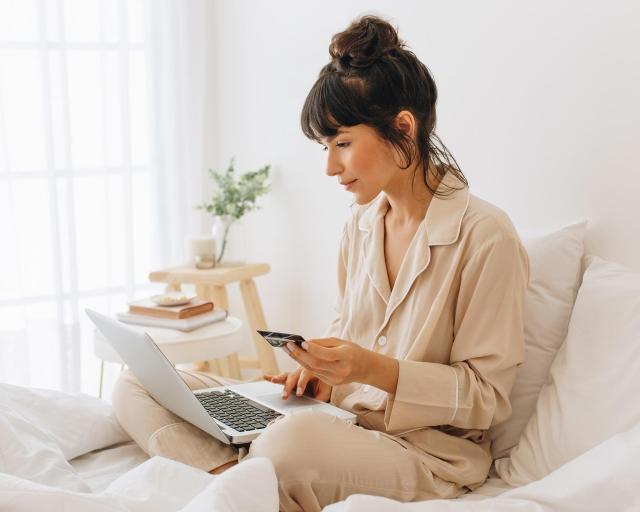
[0,457,278,512]
[0,383,279,511]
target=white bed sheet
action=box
[458,472,515,501]
[69,441,149,493]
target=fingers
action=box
[269,368,333,400]
[285,342,332,373]
[296,369,313,397]
[302,340,341,362]
[315,381,332,402]
[265,368,311,400]
[307,337,343,348]
[293,369,332,399]
[264,372,288,384]
[309,369,333,385]
[282,371,299,400]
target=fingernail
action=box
[282,346,290,355]
[296,387,302,396]
[286,342,295,351]
[301,342,309,351]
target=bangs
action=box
[300,72,369,142]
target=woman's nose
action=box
[325,150,342,177]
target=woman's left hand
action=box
[283,337,370,387]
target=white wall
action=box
[203,0,640,372]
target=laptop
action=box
[86,308,357,445]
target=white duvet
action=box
[0,384,277,512]
[0,384,638,512]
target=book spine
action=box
[128,307,179,319]
[176,304,214,319]
[128,303,213,319]
[117,310,227,331]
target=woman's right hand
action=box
[263,366,332,402]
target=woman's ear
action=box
[390,110,418,169]
[394,110,417,140]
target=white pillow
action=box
[0,405,89,492]
[488,221,586,460]
[0,383,130,461]
[496,256,640,485]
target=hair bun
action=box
[329,15,403,70]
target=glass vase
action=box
[211,215,246,265]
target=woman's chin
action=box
[352,190,380,205]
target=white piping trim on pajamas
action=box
[449,366,459,424]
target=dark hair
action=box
[301,15,467,197]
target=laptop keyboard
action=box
[196,389,282,432]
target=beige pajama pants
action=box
[112,370,464,512]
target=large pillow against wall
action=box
[495,256,640,485]
[488,221,586,460]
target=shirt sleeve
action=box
[323,224,350,338]
[384,235,529,432]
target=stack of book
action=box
[117,297,228,332]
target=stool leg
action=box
[98,359,105,399]
[194,284,242,379]
[226,354,242,379]
[240,279,279,375]
[213,358,224,375]
[192,283,215,373]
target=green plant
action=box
[195,158,270,262]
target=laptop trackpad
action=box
[228,382,325,414]
[257,393,318,413]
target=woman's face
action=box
[320,124,401,205]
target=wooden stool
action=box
[148,262,278,377]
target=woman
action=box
[113,14,528,512]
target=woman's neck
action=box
[384,162,442,225]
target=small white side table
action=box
[93,316,243,398]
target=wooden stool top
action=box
[149,262,270,286]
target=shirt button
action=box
[377,336,387,347]
[363,385,370,392]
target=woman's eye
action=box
[320,141,349,151]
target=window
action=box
[0,0,159,394]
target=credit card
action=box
[257,330,306,348]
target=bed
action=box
[1,383,638,512]
[2,222,640,511]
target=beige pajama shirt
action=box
[112,170,529,511]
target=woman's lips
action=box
[342,179,357,190]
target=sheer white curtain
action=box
[145,0,208,264]
[0,0,209,396]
